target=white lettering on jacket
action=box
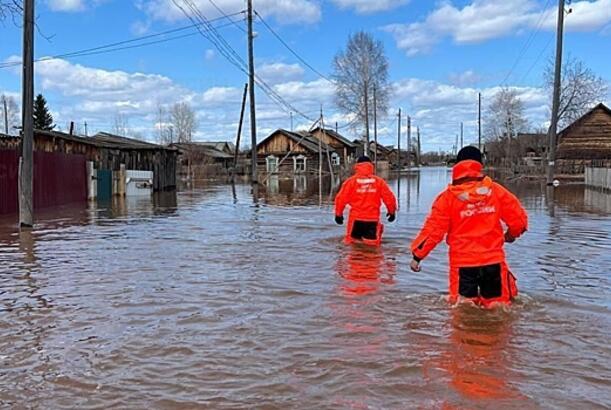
[460,205,496,218]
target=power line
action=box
[519,34,554,84]
[0,13,244,69]
[207,0,247,33]
[500,0,553,86]
[254,10,332,82]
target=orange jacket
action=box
[335,162,397,222]
[411,160,527,267]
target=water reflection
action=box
[256,175,337,206]
[335,245,396,296]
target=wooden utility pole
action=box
[416,127,421,167]
[547,0,566,185]
[20,0,34,228]
[2,96,8,134]
[396,108,401,171]
[478,92,482,151]
[232,83,248,181]
[84,121,88,136]
[373,86,378,169]
[460,122,464,149]
[407,116,411,168]
[364,83,370,156]
[247,0,258,184]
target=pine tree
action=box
[33,94,55,131]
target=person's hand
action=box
[504,230,515,243]
[410,259,421,272]
[335,215,344,225]
[387,213,396,223]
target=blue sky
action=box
[1,0,610,151]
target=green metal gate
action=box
[97,169,112,201]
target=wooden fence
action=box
[585,167,611,191]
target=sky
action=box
[1,0,610,152]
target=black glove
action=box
[335,215,344,225]
[387,213,396,223]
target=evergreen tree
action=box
[33,94,55,131]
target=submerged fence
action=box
[0,150,87,215]
[585,167,611,191]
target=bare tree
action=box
[1,93,19,135]
[0,0,21,22]
[170,102,197,143]
[544,55,608,129]
[484,88,529,142]
[333,31,391,151]
[171,102,198,181]
[155,102,173,145]
[113,112,130,136]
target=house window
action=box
[294,155,307,173]
[331,152,340,166]
[266,155,278,173]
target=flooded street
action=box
[1,167,610,409]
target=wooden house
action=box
[169,142,235,180]
[256,129,338,176]
[310,127,357,166]
[0,130,177,191]
[556,103,611,174]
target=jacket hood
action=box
[354,161,374,176]
[452,159,483,181]
[448,176,494,203]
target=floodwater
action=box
[0,168,610,409]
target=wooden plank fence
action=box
[585,167,611,191]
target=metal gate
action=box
[97,169,112,201]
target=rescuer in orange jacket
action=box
[410,147,528,306]
[335,156,397,245]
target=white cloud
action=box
[257,63,305,84]
[448,70,482,87]
[386,0,611,56]
[332,0,409,14]
[47,0,85,11]
[138,0,321,25]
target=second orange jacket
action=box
[335,162,397,222]
[411,160,528,267]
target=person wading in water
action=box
[409,146,528,307]
[334,156,397,246]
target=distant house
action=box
[256,129,338,176]
[556,103,611,174]
[169,142,235,180]
[310,127,357,166]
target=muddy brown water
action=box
[0,168,609,409]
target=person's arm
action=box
[379,179,397,220]
[495,183,528,242]
[410,192,451,270]
[334,178,353,224]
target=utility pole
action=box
[84,121,88,137]
[20,0,34,228]
[455,134,458,156]
[364,83,370,156]
[232,83,248,181]
[460,122,464,149]
[2,96,8,134]
[547,0,567,186]
[247,0,258,184]
[407,116,411,168]
[373,86,378,169]
[478,92,482,151]
[396,108,401,171]
[416,127,421,167]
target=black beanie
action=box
[456,146,483,164]
[357,155,372,163]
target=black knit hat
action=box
[456,146,483,164]
[357,155,372,163]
